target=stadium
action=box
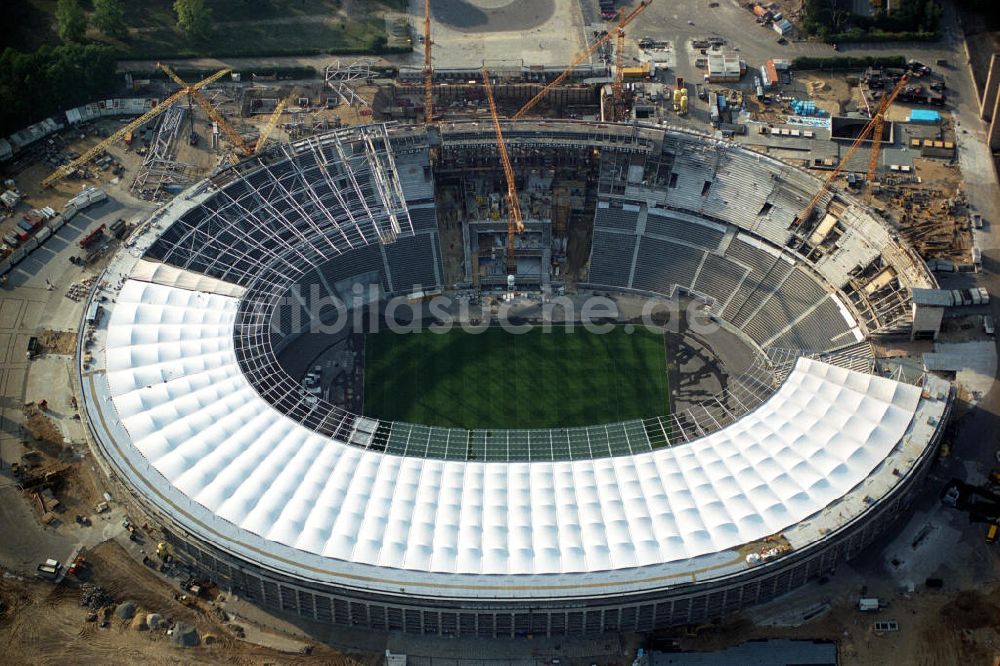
[80,120,952,638]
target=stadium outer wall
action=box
[96,394,950,639]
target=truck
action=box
[65,187,107,212]
[35,559,62,580]
[79,223,106,249]
[109,218,127,239]
[708,92,720,126]
[27,336,39,359]
[599,0,616,20]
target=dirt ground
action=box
[56,460,104,517]
[36,330,78,356]
[0,541,366,665]
[797,74,855,117]
[871,155,972,261]
[18,404,106,519]
[23,407,64,446]
[670,585,1000,666]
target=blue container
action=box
[908,109,941,123]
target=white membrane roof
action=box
[129,258,246,298]
[105,279,922,576]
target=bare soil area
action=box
[668,585,1000,665]
[798,75,855,116]
[37,330,78,356]
[0,541,364,665]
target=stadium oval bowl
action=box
[81,121,952,637]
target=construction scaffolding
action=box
[324,60,373,108]
[130,105,194,201]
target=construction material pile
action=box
[80,583,114,610]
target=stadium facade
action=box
[80,121,952,637]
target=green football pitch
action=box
[362,326,671,429]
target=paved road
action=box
[113,0,953,75]
[0,197,137,469]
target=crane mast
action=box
[482,67,525,276]
[423,0,434,124]
[513,0,650,120]
[795,74,909,224]
[612,22,625,121]
[158,63,255,158]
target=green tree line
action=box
[0,44,118,137]
[802,0,942,41]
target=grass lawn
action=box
[363,326,671,429]
[3,0,402,57]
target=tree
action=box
[0,44,118,136]
[55,0,87,43]
[93,0,128,40]
[174,0,212,40]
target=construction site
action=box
[1,0,1000,664]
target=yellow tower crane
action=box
[254,96,291,154]
[795,74,910,225]
[864,76,909,202]
[157,63,255,158]
[513,0,650,120]
[612,20,626,121]
[41,68,232,187]
[482,67,525,275]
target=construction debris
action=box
[65,276,98,302]
[35,330,77,355]
[80,583,114,610]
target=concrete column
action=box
[989,90,1000,151]
[982,54,1000,122]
